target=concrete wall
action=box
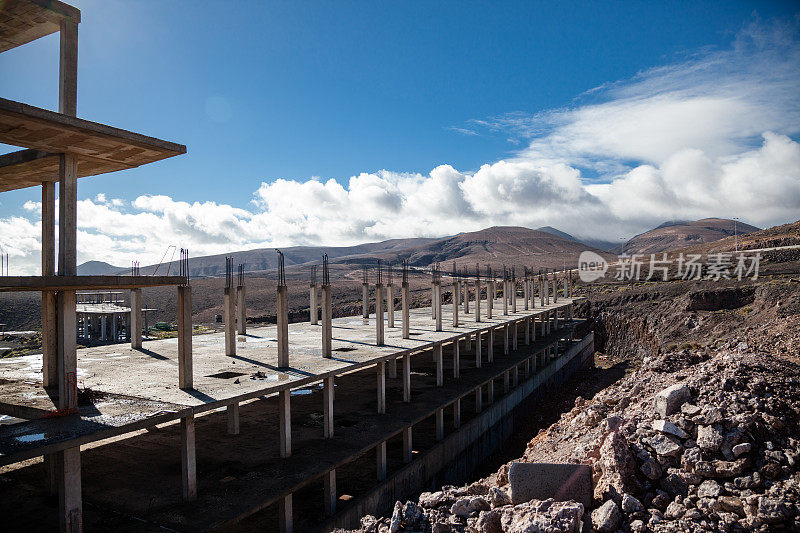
[324,332,594,531]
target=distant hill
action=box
[77,260,123,275]
[624,218,760,254]
[536,226,577,241]
[537,226,619,253]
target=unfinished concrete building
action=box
[0,2,592,532]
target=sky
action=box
[1,0,799,274]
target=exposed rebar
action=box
[322,254,330,286]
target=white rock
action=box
[652,419,688,439]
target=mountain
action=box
[360,226,615,271]
[624,218,760,254]
[536,226,577,241]
[77,260,124,275]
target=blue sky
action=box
[1,0,800,272]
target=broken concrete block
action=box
[654,383,691,417]
[508,462,593,508]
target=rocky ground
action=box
[340,275,800,532]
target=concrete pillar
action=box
[279,389,291,458]
[377,362,386,414]
[322,284,332,358]
[388,356,397,379]
[544,278,550,305]
[568,303,573,320]
[512,280,517,313]
[57,447,82,532]
[237,285,247,335]
[464,281,470,314]
[376,283,385,345]
[487,280,494,319]
[100,315,107,341]
[181,414,197,501]
[178,285,193,389]
[324,469,336,516]
[504,324,509,355]
[377,441,387,480]
[452,281,460,327]
[402,354,411,402]
[57,290,77,411]
[524,358,530,377]
[227,402,240,435]
[401,282,410,339]
[564,276,568,299]
[546,310,551,335]
[111,313,117,342]
[387,283,395,328]
[41,180,57,390]
[488,328,494,363]
[125,314,130,342]
[323,376,334,438]
[525,317,530,345]
[524,278,529,310]
[503,370,510,393]
[453,340,460,379]
[434,283,442,332]
[554,309,559,330]
[435,408,444,441]
[434,343,443,386]
[513,365,519,387]
[475,279,481,322]
[363,282,369,324]
[475,331,482,368]
[130,288,142,349]
[541,311,547,336]
[488,379,494,403]
[512,321,518,351]
[309,283,318,325]
[403,426,413,463]
[453,398,461,429]
[475,386,482,413]
[280,494,293,533]
[277,286,289,368]
[503,281,508,315]
[223,287,235,356]
[532,316,537,341]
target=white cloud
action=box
[1,20,799,275]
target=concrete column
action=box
[402,354,411,402]
[309,283,318,325]
[377,441,387,481]
[475,386,482,413]
[57,290,77,411]
[57,447,82,532]
[280,495,293,533]
[434,343,443,386]
[532,316,537,341]
[125,314,130,341]
[324,469,336,516]
[544,278,550,305]
[435,408,444,441]
[178,285,193,389]
[227,402,240,435]
[525,317,530,345]
[453,340,460,379]
[513,321,518,351]
[503,281,508,315]
[322,284,332,358]
[487,281,494,319]
[181,414,197,501]
[546,310,551,335]
[100,315,107,341]
[512,280,517,313]
[277,286,289,367]
[237,285,247,335]
[564,276,568,299]
[541,311,547,336]
[387,283,395,328]
[513,365,519,387]
[363,282,369,324]
[130,288,142,349]
[323,376,334,438]
[401,282,410,339]
[403,427,413,463]
[434,283,442,332]
[488,379,494,403]
[475,279,481,322]
[111,313,117,342]
[475,331,482,368]
[279,389,291,458]
[488,328,494,362]
[223,287,235,356]
[463,281,470,314]
[388,356,397,379]
[524,358,530,377]
[376,283,385,345]
[504,324,509,355]
[503,370,510,393]
[377,361,386,414]
[41,180,57,389]
[452,281,460,327]
[568,303,573,320]
[554,309,559,330]
[453,398,461,429]
[524,278,529,310]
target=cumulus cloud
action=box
[2,20,799,274]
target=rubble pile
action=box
[344,345,800,532]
